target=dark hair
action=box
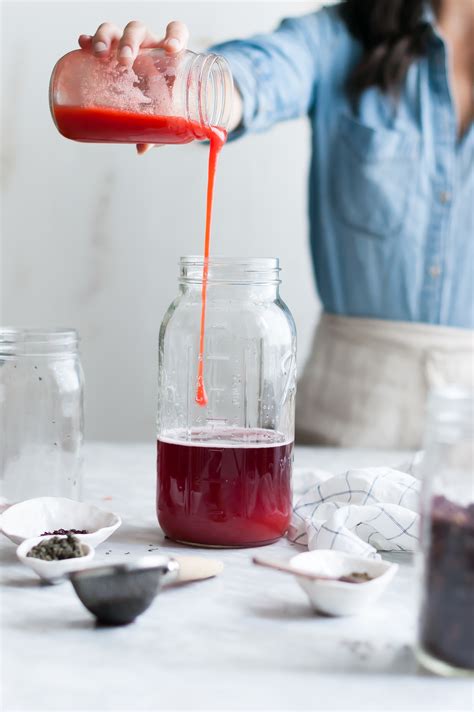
[339,0,437,104]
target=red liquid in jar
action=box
[54,104,210,144]
[53,104,226,406]
[156,429,293,547]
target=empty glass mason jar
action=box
[50,48,233,144]
[0,329,84,506]
[156,257,297,547]
[416,388,474,676]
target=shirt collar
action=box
[422,2,445,48]
[422,1,437,27]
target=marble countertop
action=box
[1,444,472,711]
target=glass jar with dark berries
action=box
[416,388,474,676]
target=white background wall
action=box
[1,1,321,441]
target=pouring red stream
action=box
[195,126,227,406]
[53,104,227,406]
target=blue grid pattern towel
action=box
[288,467,420,559]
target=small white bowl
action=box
[17,536,95,584]
[0,497,121,547]
[290,549,398,617]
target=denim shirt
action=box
[211,5,474,328]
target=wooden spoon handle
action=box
[171,555,224,583]
[252,555,332,582]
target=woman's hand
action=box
[78,21,190,153]
[78,20,189,65]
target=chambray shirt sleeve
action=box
[209,14,321,139]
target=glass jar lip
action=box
[180,256,280,269]
[427,386,474,423]
[197,53,234,131]
[0,328,79,354]
[179,256,281,285]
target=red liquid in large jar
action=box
[53,104,226,406]
[157,429,293,547]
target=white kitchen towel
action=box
[288,466,421,559]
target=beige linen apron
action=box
[295,313,474,449]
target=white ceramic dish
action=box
[0,497,121,547]
[290,549,398,617]
[17,536,95,584]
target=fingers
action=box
[78,20,189,64]
[136,143,164,155]
[90,22,123,56]
[78,34,92,50]
[157,21,190,53]
[118,20,161,67]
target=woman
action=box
[79,0,473,448]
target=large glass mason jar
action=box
[0,329,84,506]
[156,257,297,547]
[416,388,474,676]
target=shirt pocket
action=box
[330,114,420,239]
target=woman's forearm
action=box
[229,87,244,133]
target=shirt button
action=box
[439,191,451,203]
[430,265,442,278]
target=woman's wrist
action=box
[228,87,244,133]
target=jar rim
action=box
[0,328,79,355]
[0,327,78,342]
[428,386,473,405]
[427,386,474,424]
[180,256,280,269]
[179,256,281,285]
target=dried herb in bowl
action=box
[27,534,85,561]
[40,528,88,536]
[338,572,373,584]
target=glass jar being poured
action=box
[49,47,233,145]
[50,47,233,405]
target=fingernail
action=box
[165,38,181,51]
[119,46,133,59]
[93,41,107,53]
